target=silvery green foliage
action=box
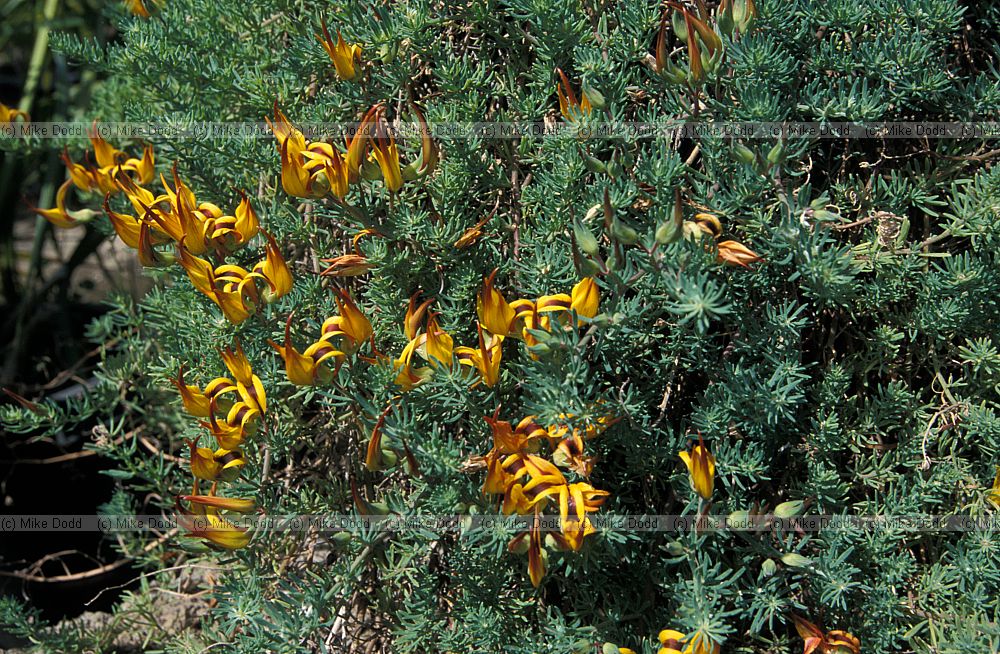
[5,0,1000,652]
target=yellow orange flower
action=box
[551,482,609,551]
[456,325,503,387]
[31,180,100,229]
[220,340,267,414]
[401,100,439,181]
[404,292,434,341]
[188,439,244,482]
[392,335,432,391]
[177,487,254,550]
[0,103,29,124]
[570,277,600,318]
[555,67,593,121]
[657,629,720,654]
[169,364,236,418]
[269,314,344,386]
[201,397,260,450]
[791,615,860,654]
[477,269,517,337]
[269,103,350,198]
[369,110,403,193]
[422,313,454,368]
[989,467,1000,507]
[253,231,293,303]
[717,239,763,267]
[321,289,373,352]
[679,436,716,500]
[316,21,362,81]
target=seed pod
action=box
[666,540,685,556]
[602,644,621,654]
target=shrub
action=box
[3,0,1000,652]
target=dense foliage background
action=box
[2,0,1000,652]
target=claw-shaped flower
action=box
[177,486,254,550]
[220,340,267,414]
[317,21,362,81]
[456,325,503,387]
[717,239,763,267]
[0,103,29,124]
[477,269,517,337]
[269,313,345,386]
[791,615,860,654]
[555,67,593,122]
[321,289,373,353]
[170,363,237,418]
[189,439,244,482]
[679,435,716,500]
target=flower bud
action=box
[761,558,777,577]
[611,218,638,245]
[574,220,601,255]
[582,83,606,110]
[767,142,785,165]
[732,144,756,165]
[602,643,621,654]
[781,552,812,568]
[774,500,806,519]
[583,155,607,174]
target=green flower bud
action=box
[574,220,601,255]
[331,531,353,547]
[767,142,785,165]
[583,155,607,174]
[582,83,606,110]
[774,500,806,519]
[380,448,398,467]
[671,10,689,42]
[781,552,812,568]
[761,558,777,577]
[655,220,680,244]
[733,144,756,165]
[602,643,621,654]
[666,540,685,556]
[718,2,735,36]
[728,509,751,530]
[611,218,638,245]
